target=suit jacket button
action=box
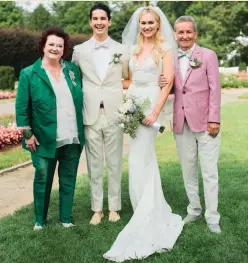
[183,91,186,94]
[182,106,184,109]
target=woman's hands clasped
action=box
[25,135,40,152]
[142,112,159,126]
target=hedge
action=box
[221,73,248,88]
[0,28,90,78]
[0,66,15,90]
[0,124,23,149]
[239,62,247,72]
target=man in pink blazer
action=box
[173,16,221,233]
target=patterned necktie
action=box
[95,41,109,49]
[178,49,192,58]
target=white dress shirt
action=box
[91,37,111,82]
[179,44,195,80]
[44,66,79,148]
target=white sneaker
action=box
[33,223,43,231]
[207,224,221,233]
[61,222,75,228]
[183,214,201,224]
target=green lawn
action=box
[238,93,248,99]
[0,114,16,127]
[0,114,30,170]
[0,98,15,103]
[0,102,248,263]
[0,146,30,170]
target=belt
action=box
[100,102,104,108]
[132,80,158,87]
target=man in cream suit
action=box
[72,3,129,225]
[173,16,221,233]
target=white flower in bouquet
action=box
[119,106,127,114]
[114,94,165,138]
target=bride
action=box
[103,6,184,262]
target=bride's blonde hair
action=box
[134,7,165,66]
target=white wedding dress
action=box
[103,46,184,262]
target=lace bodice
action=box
[129,43,171,83]
[127,43,172,122]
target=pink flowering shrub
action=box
[0,123,23,149]
[0,91,16,100]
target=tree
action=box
[157,1,192,26]
[110,1,145,42]
[28,4,54,31]
[51,1,94,34]
[51,1,146,40]
[185,1,248,63]
[0,1,24,28]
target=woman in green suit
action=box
[16,27,85,230]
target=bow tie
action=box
[95,41,109,49]
[178,49,192,58]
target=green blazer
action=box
[16,58,85,158]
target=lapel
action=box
[33,58,54,93]
[176,57,183,84]
[33,59,76,100]
[182,44,201,87]
[102,38,116,83]
[84,38,102,83]
[62,61,76,100]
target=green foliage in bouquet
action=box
[116,95,150,139]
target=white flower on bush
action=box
[119,123,125,128]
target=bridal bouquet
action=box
[115,95,165,139]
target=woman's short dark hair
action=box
[38,27,70,58]
[89,3,111,20]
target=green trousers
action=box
[31,144,81,225]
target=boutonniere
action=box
[69,70,76,87]
[189,58,202,69]
[109,53,122,65]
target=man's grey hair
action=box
[174,16,197,32]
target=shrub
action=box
[0,123,23,149]
[0,66,15,90]
[0,28,90,78]
[238,62,247,72]
[0,91,16,99]
[221,73,248,89]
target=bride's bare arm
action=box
[122,69,132,89]
[143,51,174,126]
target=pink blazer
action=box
[173,44,221,133]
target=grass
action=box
[238,93,248,99]
[0,98,16,103]
[0,114,16,127]
[0,102,248,263]
[220,74,248,89]
[0,114,29,170]
[0,146,30,170]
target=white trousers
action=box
[174,120,220,225]
[85,109,123,212]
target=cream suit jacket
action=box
[72,37,129,125]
